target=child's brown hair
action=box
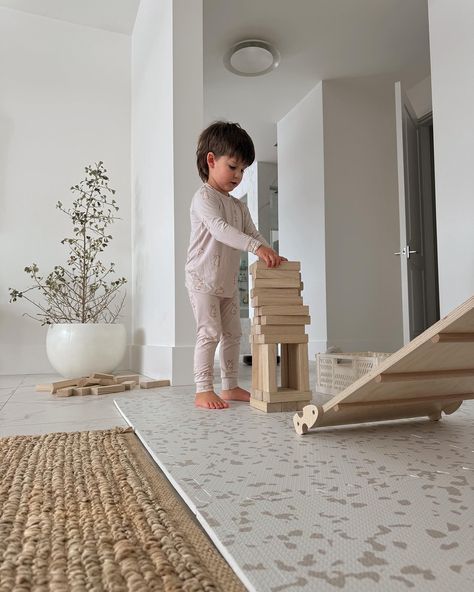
[196,121,255,182]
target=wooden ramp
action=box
[294,295,474,434]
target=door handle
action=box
[394,246,418,258]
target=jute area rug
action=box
[0,427,246,592]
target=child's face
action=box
[206,153,247,194]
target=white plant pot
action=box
[46,323,127,378]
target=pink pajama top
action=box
[185,183,271,297]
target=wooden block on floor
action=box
[78,377,102,387]
[91,384,126,395]
[252,325,305,335]
[96,378,117,386]
[50,379,80,394]
[122,381,137,390]
[261,388,312,403]
[250,260,301,273]
[249,398,283,413]
[36,384,52,392]
[252,277,301,289]
[56,387,74,397]
[254,305,309,317]
[72,387,92,396]
[115,374,140,383]
[140,380,171,389]
[251,295,304,307]
[251,334,309,344]
[90,372,115,379]
[259,315,310,326]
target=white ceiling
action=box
[204,0,430,162]
[0,0,140,34]
[0,0,431,162]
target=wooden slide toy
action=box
[294,295,474,434]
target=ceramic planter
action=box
[46,323,126,378]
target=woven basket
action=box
[316,351,390,395]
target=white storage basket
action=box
[316,351,390,395]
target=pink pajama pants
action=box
[188,290,242,393]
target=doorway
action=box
[395,81,440,342]
[418,113,440,329]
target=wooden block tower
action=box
[249,260,312,412]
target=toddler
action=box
[185,121,286,409]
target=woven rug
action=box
[0,427,246,592]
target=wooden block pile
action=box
[36,373,171,397]
[250,260,312,412]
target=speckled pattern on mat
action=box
[0,427,243,592]
[115,388,474,592]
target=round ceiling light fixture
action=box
[224,39,280,77]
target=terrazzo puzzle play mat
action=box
[115,387,474,592]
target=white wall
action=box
[322,77,403,353]
[0,8,131,374]
[278,76,404,358]
[278,83,327,356]
[406,75,432,119]
[131,0,202,384]
[256,162,278,245]
[428,0,474,315]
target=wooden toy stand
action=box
[294,295,474,434]
[249,261,312,412]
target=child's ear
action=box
[207,152,216,169]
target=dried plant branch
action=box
[9,162,127,325]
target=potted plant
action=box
[9,162,127,377]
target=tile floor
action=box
[0,371,132,436]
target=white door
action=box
[394,81,427,343]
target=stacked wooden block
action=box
[249,260,312,412]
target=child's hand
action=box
[256,246,285,268]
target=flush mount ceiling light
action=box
[224,39,280,77]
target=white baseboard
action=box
[130,344,194,386]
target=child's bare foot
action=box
[195,391,229,409]
[220,386,251,402]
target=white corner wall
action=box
[406,75,432,119]
[428,0,474,315]
[0,8,131,374]
[322,77,403,353]
[277,83,327,356]
[131,0,202,384]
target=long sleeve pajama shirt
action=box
[185,183,271,392]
